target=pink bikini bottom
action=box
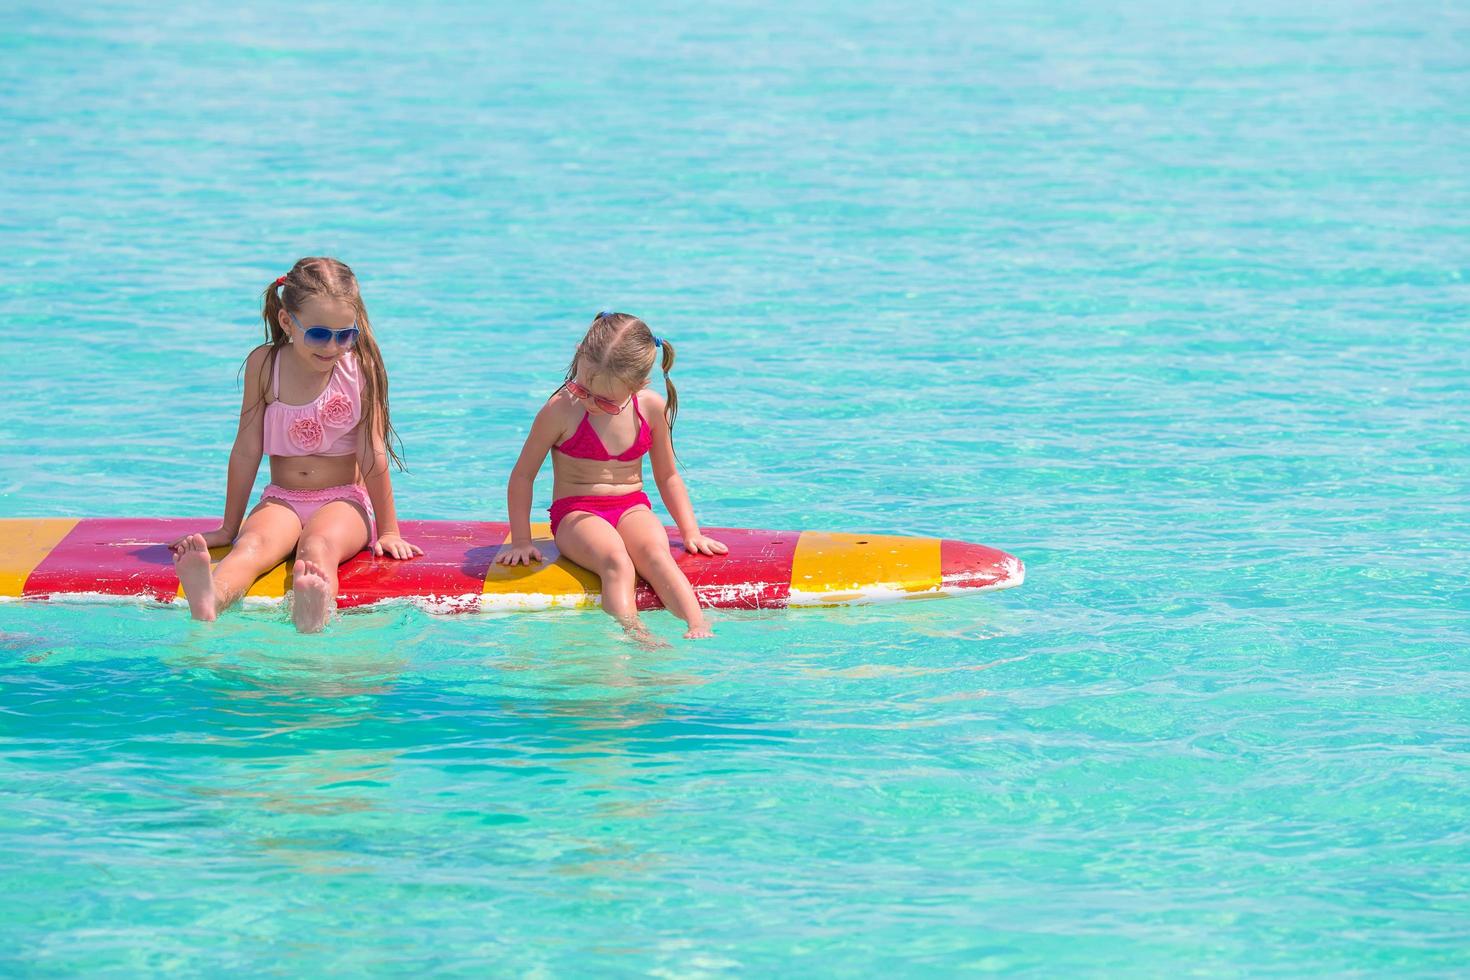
[259,483,376,541]
[549,490,652,536]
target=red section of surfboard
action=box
[24,518,203,601]
[644,527,801,611]
[940,538,1023,591]
[336,519,507,610]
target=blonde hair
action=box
[564,311,678,434]
[255,257,404,472]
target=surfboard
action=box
[0,518,1023,611]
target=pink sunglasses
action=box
[564,380,631,415]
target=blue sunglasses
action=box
[289,311,360,348]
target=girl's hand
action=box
[169,526,235,555]
[374,532,424,560]
[683,533,728,556]
[496,543,544,566]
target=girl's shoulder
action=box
[636,387,666,411]
[636,387,666,425]
[543,386,578,414]
[533,387,584,444]
[243,342,275,372]
[241,343,276,402]
[538,386,583,425]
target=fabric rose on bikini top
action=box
[319,391,354,428]
[262,352,364,458]
[286,416,326,453]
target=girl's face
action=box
[569,370,643,416]
[278,296,359,373]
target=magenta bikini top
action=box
[262,350,363,457]
[554,394,653,462]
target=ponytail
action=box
[659,339,678,435]
[246,275,292,409]
[261,276,288,345]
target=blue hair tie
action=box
[654,336,663,349]
[596,310,611,320]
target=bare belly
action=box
[268,454,360,490]
[551,456,644,498]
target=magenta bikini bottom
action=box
[548,490,652,536]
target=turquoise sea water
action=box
[2,0,1468,972]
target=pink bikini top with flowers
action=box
[262,350,363,457]
[554,394,653,462]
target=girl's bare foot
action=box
[291,558,335,633]
[618,617,669,650]
[173,533,218,622]
[684,620,714,640]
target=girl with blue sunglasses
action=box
[170,257,420,632]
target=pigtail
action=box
[659,339,678,435]
[242,275,292,408]
[261,277,288,345]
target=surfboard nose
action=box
[940,538,1024,594]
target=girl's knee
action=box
[630,541,675,571]
[298,534,333,561]
[598,551,636,583]
[232,529,274,556]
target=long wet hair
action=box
[252,257,404,472]
[563,311,678,440]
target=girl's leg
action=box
[553,512,644,634]
[614,508,713,638]
[291,500,371,633]
[174,503,302,622]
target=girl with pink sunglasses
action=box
[498,311,727,640]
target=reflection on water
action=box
[0,603,792,884]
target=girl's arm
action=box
[498,403,563,565]
[358,412,422,560]
[645,392,727,556]
[172,347,269,550]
